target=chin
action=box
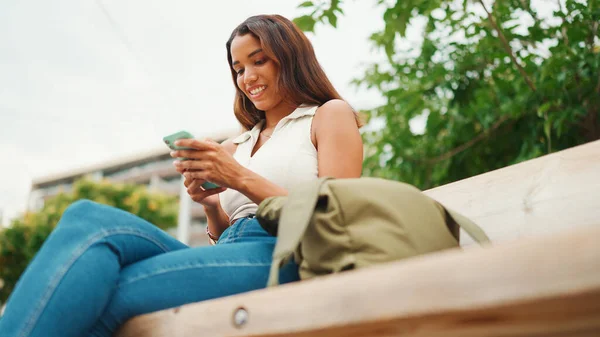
[251,100,276,112]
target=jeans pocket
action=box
[239,218,274,242]
[218,217,247,244]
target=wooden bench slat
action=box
[117,225,600,337]
[424,140,600,245]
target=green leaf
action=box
[537,102,552,117]
[325,11,338,28]
[331,0,340,10]
[298,1,314,8]
[544,118,552,144]
[293,15,317,32]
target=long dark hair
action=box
[226,14,347,130]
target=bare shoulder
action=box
[221,137,238,155]
[313,99,358,132]
[315,99,355,119]
[311,99,361,147]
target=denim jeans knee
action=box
[57,200,162,238]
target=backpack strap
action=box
[267,177,332,287]
[445,208,491,244]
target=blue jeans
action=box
[0,200,298,337]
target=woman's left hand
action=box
[170,139,247,190]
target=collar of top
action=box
[232,104,317,145]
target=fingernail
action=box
[173,160,180,166]
[170,151,176,156]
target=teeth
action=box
[250,86,266,95]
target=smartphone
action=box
[163,130,195,151]
[163,130,221,190]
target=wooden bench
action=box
[116,140,600,337]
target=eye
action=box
[255,58,267,65]
[236,68,245,76]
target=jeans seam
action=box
[18,228,173,337]
[232,218,250,243]
[118,262,272,287]
[220,218,245,244]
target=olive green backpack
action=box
[257,177,490,287]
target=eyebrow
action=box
[232,48,264,66]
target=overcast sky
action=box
[0,1,392,224]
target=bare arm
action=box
[312,99,363,178]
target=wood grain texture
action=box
[116,225,600,337]
[423,140,600,246]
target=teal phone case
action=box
[201,182,220,190]
[163,130,221,190]
[163,130,195,151]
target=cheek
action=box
[266,64,280,91]
[236,76,244,92]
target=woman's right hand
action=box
[182,171,226,209]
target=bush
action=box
[0,179,179,304]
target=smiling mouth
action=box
[249,85,266,97]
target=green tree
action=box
[0,179,178,304]
[296,0,599,189]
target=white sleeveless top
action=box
[219,105,319,222]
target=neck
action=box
[263,101,299,130]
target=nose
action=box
[244,67,258,85]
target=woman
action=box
[0,14,363,337]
